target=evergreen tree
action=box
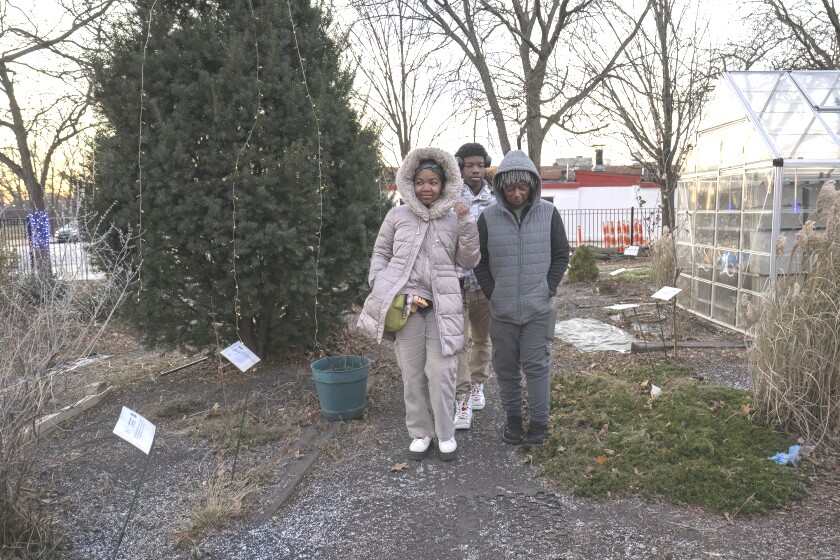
[567,245,599,284]
[91,0,388,356]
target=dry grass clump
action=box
[174,464,255,549]
[748,181,840,445]
[651,225,676,289]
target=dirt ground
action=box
[31,256,840,559]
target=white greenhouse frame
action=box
[676,70,840,331]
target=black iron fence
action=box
[558,207,662,251]
[0,218,101,280]
[1,208,662,279]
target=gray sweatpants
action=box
[489,308,557,425]
[394,311,457,441]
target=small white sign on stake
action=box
[623,246,640,256]
[113,406,156,455]
[651,286,682,301]
[220,341,261,372]
[609,268,627,276]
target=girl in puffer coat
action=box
[358,147,479,461]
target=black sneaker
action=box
[523,423,548,447]
[502,416,524,444]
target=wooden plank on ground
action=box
[631,340,746,354]
[254,420,340,524]
[35,386,113,436]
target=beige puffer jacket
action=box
[357,147,480,356]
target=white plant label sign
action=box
[113,407,156,455]
[609,268,627,276]
[651,286,682,301]
[623,246,640,256]
[220,341,261,372]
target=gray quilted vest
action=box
[484,199,555,325]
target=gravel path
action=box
[203,370,839,560]
[38,261,840,559]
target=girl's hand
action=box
[454,202,469,219]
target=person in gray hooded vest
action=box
[474,150,569,446]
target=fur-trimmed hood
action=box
[395,147,462,221]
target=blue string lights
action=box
[27,211,51,250]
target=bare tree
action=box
[594,0,719,229]
[411,0,650,166]
[0,0,117,214]
[0,166,26,206]
[349,0,457,164]
[730,0,840,70]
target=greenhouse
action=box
[676,70,840,331]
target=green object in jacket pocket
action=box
[383,294,408,332]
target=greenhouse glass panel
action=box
[712,284,738,325]
[741,213,773,254]
[713,248,739,287]
[739,252,770,293]
[676,179,693,211]
[743,129,773,164]
[793,71,840,108]
[674,211,693,245]
[694,245,714,280]
[676,243,692,271]
[716,212,741,249]
[821,113,840,137]
[697,179,716,211]
[693,279,712,316]
[743,170,774,210]
[694,213,715,245]
[717,174,743,211]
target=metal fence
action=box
[558,207,662,251]
[0,218,101,280]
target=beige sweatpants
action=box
[455,287,492,397]
[394,310,457,441]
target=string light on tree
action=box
[27,210,51,249]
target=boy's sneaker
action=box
[470,382,486,410]
[408,436,432,460]
[453,394,473,429]
[502,416,524,444]
[523,423,548,447]
[438,437,458,461]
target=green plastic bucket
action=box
[310,355,370,421]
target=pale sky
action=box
[3,0,751,183]
[345,0,751,167]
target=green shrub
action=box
[567,245,599,283]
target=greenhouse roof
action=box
[711,71,840,161]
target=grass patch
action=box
[193,404,287,450]
[532,364,809,515]
[145,397,205,419]
[616,266,653,282]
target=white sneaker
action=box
[438,437,457,461]
[453,394,473,429]
[409,436,432,460]
[470,382,486,410]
